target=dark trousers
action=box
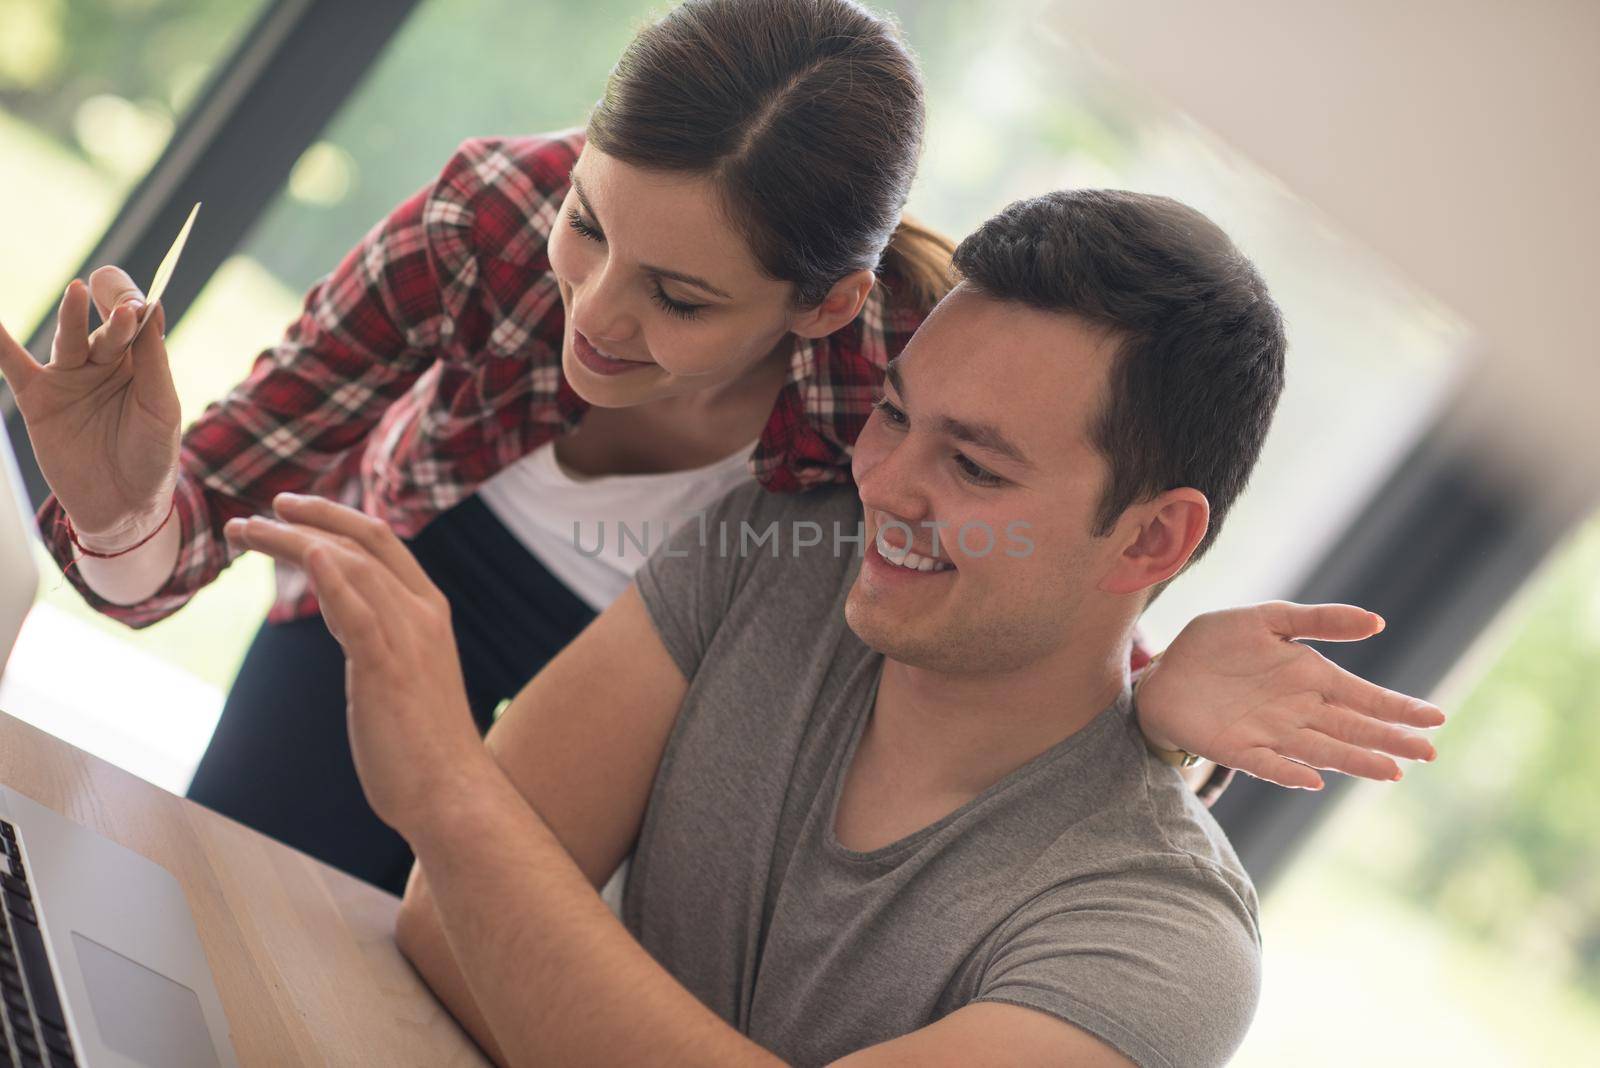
[185,495,597,895]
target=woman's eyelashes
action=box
[651,285,706,321]
[565,207,706,321]
[566,206,603,242]
[870,396,1006,487]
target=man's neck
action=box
[866,634,1133,802]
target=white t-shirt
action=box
[477,432,758,918]
[475,435,760,613]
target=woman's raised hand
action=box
[1134,602,1447,790]
[0,267,181,550]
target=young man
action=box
[224,189,1440,1066]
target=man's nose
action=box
[856,437,930,529]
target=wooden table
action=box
[0,710,490,1067]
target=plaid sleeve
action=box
[1195,764,1236,808]
[35,140,495,628]
[1129,631,1154,671]
[751,262,931,493]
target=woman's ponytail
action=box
[880,212,958,313]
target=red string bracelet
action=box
[63,499,177,561]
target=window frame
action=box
[1,0,421,505]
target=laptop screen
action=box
[0,425,41,679]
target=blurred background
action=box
[0,0,1594,1062]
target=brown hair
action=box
[587,0,956,313]
[953,190,1287,589]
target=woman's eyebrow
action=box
[648,266,733,301]
[568,174,733,301]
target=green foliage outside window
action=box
[1393,516,1600,997]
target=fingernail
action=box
[1371,613,1386,632]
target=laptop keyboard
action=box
[0,821,77,1068]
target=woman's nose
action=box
[570,264,637,344]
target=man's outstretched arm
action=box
[394,584,696,1064]
[398,739,790,1067]
[224,497,784,1064]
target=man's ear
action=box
[789,269,876,339]
[1098,489,1211,596]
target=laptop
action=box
[0,425,238,1068]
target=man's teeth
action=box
[881,545,953,572]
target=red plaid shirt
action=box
[38,130,926,627]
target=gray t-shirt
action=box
[626,481,1260,1068]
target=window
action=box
[1235,510,1600,1063]
[4,0,1472,794]
[0,0,266,330]
[1,0,268,788]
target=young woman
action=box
[0,0,1438,897]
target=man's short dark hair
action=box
[951,189,1287,592]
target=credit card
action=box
[130,201,200,345]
